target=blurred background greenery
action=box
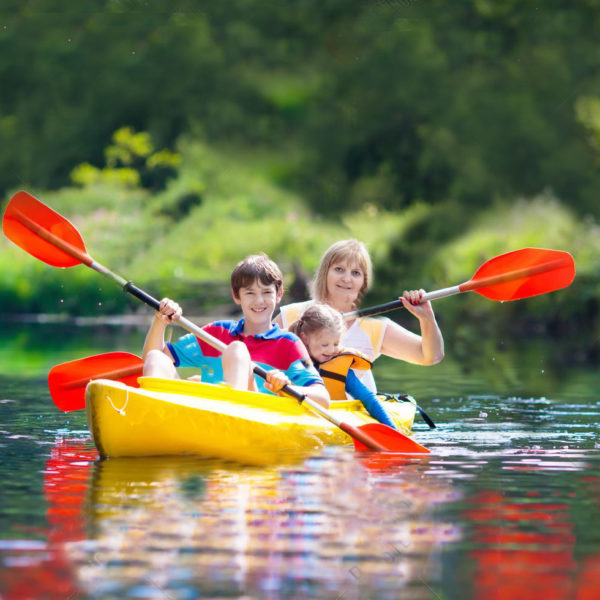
[1,0,599,366]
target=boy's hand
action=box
[187,374,202,382]
[264,369,291,395]
[156,297,182,323]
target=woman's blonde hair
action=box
[289,303,345,341]
[311,239,372,308]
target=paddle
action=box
[48,352,144,412]
[343,247,575,319]
[3,191,428,453]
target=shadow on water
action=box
[1,323,600,599]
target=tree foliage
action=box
[2,1,600,219]
[70,126,181,189]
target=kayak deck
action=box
[86,377,417,464]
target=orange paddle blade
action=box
[351,423,430,453]
[462,248,575,301]
[48,352,143,412]
[2,191,87,267]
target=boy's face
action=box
[233,280,283,332]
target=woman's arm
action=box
[380,290,444,365]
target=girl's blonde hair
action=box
[289,303,345,341]
[312,239,372,308]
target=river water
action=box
[1,323,599,599]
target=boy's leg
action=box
[222,341,256,391]
[144,349,179,379]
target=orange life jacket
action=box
[317,349,372,400]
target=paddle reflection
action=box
[466,464,600,600]
[0,438,96,600]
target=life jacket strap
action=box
[318,369,346,383]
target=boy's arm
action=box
[279,340,331,408]
[293,382,330,409]
[265,370,331,409]
[142,298,181,361]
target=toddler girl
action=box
[289,303,397,429]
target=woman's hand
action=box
[156,297,182,323]
[400,289,435,322]
[264,369,291,395]
[380,289,444,364]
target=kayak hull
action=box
[86,377,417,464]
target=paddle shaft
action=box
[344,257,570,318]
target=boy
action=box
[143,253,330,408]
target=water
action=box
[1,324,600,599]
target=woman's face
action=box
[303,327,341,364]
[326,260,365,310]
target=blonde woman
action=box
[274,239,444,392]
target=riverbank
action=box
[2,144,598,363]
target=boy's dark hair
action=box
[231,253,284,299]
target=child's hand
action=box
[187,374,202,382]
[265,369,291,395]
[156,297,182,323]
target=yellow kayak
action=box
[86,377,417,465]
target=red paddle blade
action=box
[2,191,87,267]
[464,248,575,301]
[48,352,143,412]
[352,423,430,453]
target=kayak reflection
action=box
[64,449,460,599]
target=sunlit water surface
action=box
[1,325,599,599]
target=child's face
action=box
[303,327,341,364]
[234,280,283,331]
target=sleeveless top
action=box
[279,300,390,393]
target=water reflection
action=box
[70,447,459,599]
[2,345,600,599]
[466,471,600,600]
[0,438,461,600]
[1,439,96,599]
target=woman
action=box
[274,239,444,392]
